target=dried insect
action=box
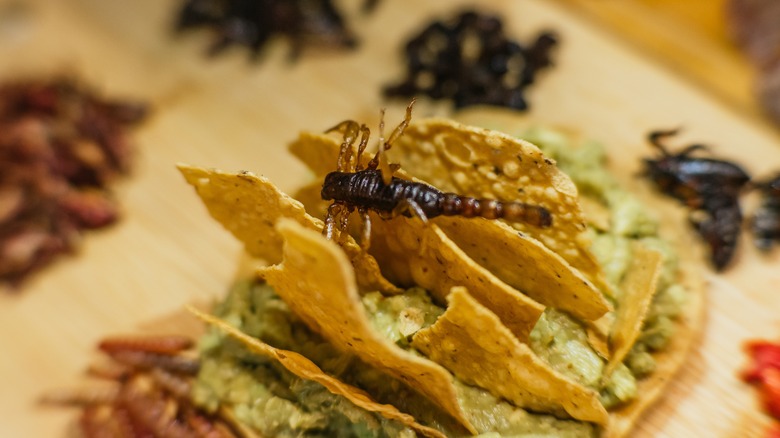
[383,10,558,110]
[751,173,780,250]
[320,100,552,248]
[42,335,238,438]
[642,128,751,270]
[0,77,147,289]
[176,0,359,59]
[98,335,194,355]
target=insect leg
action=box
[647,128,680,156]
[393,198,430,254]
[368,99,415,183]
[359,208,372,251]
[354,125,371,171]
[337,205,354,244]
[326,120,361,171]
[393,198,429,225]
[323,202,345,240]
[677,143,710,157]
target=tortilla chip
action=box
[289,131,349,177]
[604,210,705,437]
[369,214,544,342]
[412,287,608,425]
[606,243,664,376]
[433,216,610,321]
[260,219,477,434]
[384,119,609,293]
[189,307,446,438]
[178,165,398,294]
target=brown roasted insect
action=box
[320,100,552,247]
[751,173,780,250]
[42,335,239,438]
[642,128,751,270]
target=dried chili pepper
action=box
[742,340,780,437]
[41,335,239,438]
[751,173,780,251]
[175,0,359,59]
[0,77,147,288]
[383,10,558,110]
[641,129,751,270]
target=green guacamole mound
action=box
[523,127,688,381]
[194,281,596,437]
[193,281,419,438]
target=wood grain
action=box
[1,0,779,436]
[555,0,765,126]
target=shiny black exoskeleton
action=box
[176,0,358,59]
[643,129,751,270]
[751,174,780,250]
[321,169,551,226]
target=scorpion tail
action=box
[442,194,552,228]
[500,201,552,228]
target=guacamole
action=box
[193,127,686,437]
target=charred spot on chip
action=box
[642,128,751,270]
[383,10,558,110]
[0,77,147,289]
[175,0,361,59]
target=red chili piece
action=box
[742,339,780,436]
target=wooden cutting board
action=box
[1,0,779,436]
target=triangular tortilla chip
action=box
[433,216,610,321]
[606,243,664,376]
[412,287,608,425]
[384,118,609,293]
[178,165,399,294]
[260,219,477,434]
[370,214,545,342]
[189,307,446,438]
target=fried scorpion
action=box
[320,100,552,247]
[642,128,751,270]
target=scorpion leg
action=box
[359,208,372,251]
[337,205,354,244]
[324,202,346,240]
[369,99,415,183]
[327,120,361,172]
[393,198,430,254]
[354,125,371,171]
[394,198,428,224]
[677,143,710,157]
[648,128,680,155]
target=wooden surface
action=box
[555,0,769,128]
[1,0,780,436]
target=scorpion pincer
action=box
[320,100,552,248]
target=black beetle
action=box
[751,173,780,251]
[642,129,751,270]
